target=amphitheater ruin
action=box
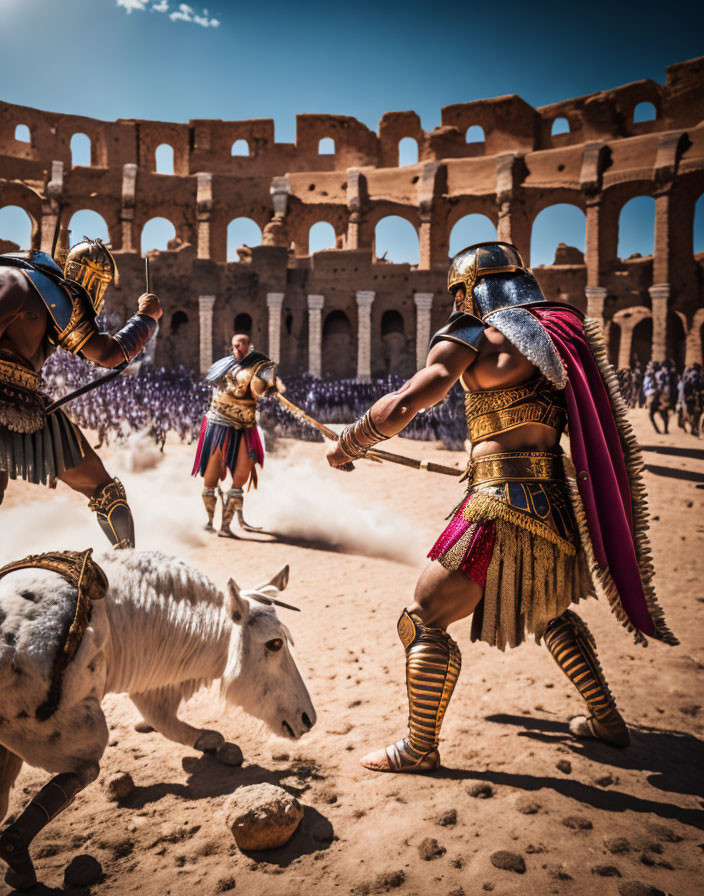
[1,56,703,378]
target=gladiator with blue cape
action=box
[192,333,277,536]
[325,241,677,774]
[0,239,162,548]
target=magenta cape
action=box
[532,305,673,644]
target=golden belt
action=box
[209,393,257,428]
[0,357,42,393]
[464,451,563,486]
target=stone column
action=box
[355,290,375,381]
[418,216,432,270]
[414,292,434,370]
[196,173,213,260]
[584,285,607,324]
[617,322,634,371]
[649,284,670,362]
[584,197,603,287]
[307,295,324,378]
[496,200,513,244]
[198,295,216,375]
[266,292,284,364]
[120,163,137,253]
[653,189,672,287]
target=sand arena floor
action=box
[0,409,702,896]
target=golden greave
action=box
[220,487,242,531]
[544,609,629,746]
[88,478,134,548]
[202,487,217,527]
[393,610,461,766]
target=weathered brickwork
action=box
[1,56,703,375]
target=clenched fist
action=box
[137,293,163,321]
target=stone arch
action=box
[449,213,497,257]
[0,205,33,250]
[530,203,586,267]
[0,183,42,249]
[466,125,485,144]
[309,221,336,254]
[322,309,353,378]
[170,309,189,334]
[227,217,262,261]
[67,209,110,245]
[14,124,30,143]
[141,216,176,254]
[398,137,418,167]
[318,137,335,155]
[374,215,420,265]
[631,314,653,365]
[633,102,656,123]
[611,306,652,369]
[670,310,686,368]
[618,195,655,260]
[155,144,175,175]
[694,193,704,255]
[234,312,253,335]
[70,132,91,167]
[551,117,570,136]
[231,139,249,157]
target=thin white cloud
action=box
[116,0,220,27]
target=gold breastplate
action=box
[208,364,263,428]
[464,377,566,445]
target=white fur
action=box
[0,550,315,820]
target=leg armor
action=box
[544,609,629,747]
[202,487,217,530]
[88,478,135,549]
[385,610,462,771]
[219,486,262,536]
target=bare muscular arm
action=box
[81,292,163,368]
[0,269,30,340]
[326,339,476,467]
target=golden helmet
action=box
[63,238,118,316]
[447,241,535,317]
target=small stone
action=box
[648,823,682,842]
[104,771,134,801]
[436,808,457,826]
[516,798,540,815]
[549,867,573,881]
[617,883,666,896]
[64,855,103,887]
[592,864,621,877]
[468,782,494,798]
[595,773,614,787]
[216,877,236,893]
[272,752,289,761]
[640,852,657,867]
[216,743,244,766]
[556,759,572,774]
[374,870,405,889]
[562,815,592,830]
[482,885,494,892]
[490,850,526,873]
[418,837,445,860]
[604,836,630,854]
[225,783,303,851]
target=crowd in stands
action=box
[617,359,703,435]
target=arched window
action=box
[14,124,30,143]
[551,117,570,136]
[449,214,496,257]
[70,133,91,167]
[231,139,249,157]
[141,217,176,255]
[170,310,189,334]
[398,137,418,167]
[309,221,336,254]
[155,144,174,175]
[0,205,33,250]
[531,204,586,266]
[381,310,404,336]
[693,194,704,255]
[318,137,335,155]
[618,196,655,259]
[374,216,419,265]
[322,310,353,378]
[67,210,110,246]
[227,217,262,261]
[234,313,252,334]
[465,125,485,144]
[633,102,656,123]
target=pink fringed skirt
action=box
[428,494,496,588]
[192,418,265,479]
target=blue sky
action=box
[0,0,702,262]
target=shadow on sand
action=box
[431,714,704,831]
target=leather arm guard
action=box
[338,409,387,459]
[112,313,157,363]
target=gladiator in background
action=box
[0,240,162,548]
[192,333,277,536]
[326,241,678,773]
